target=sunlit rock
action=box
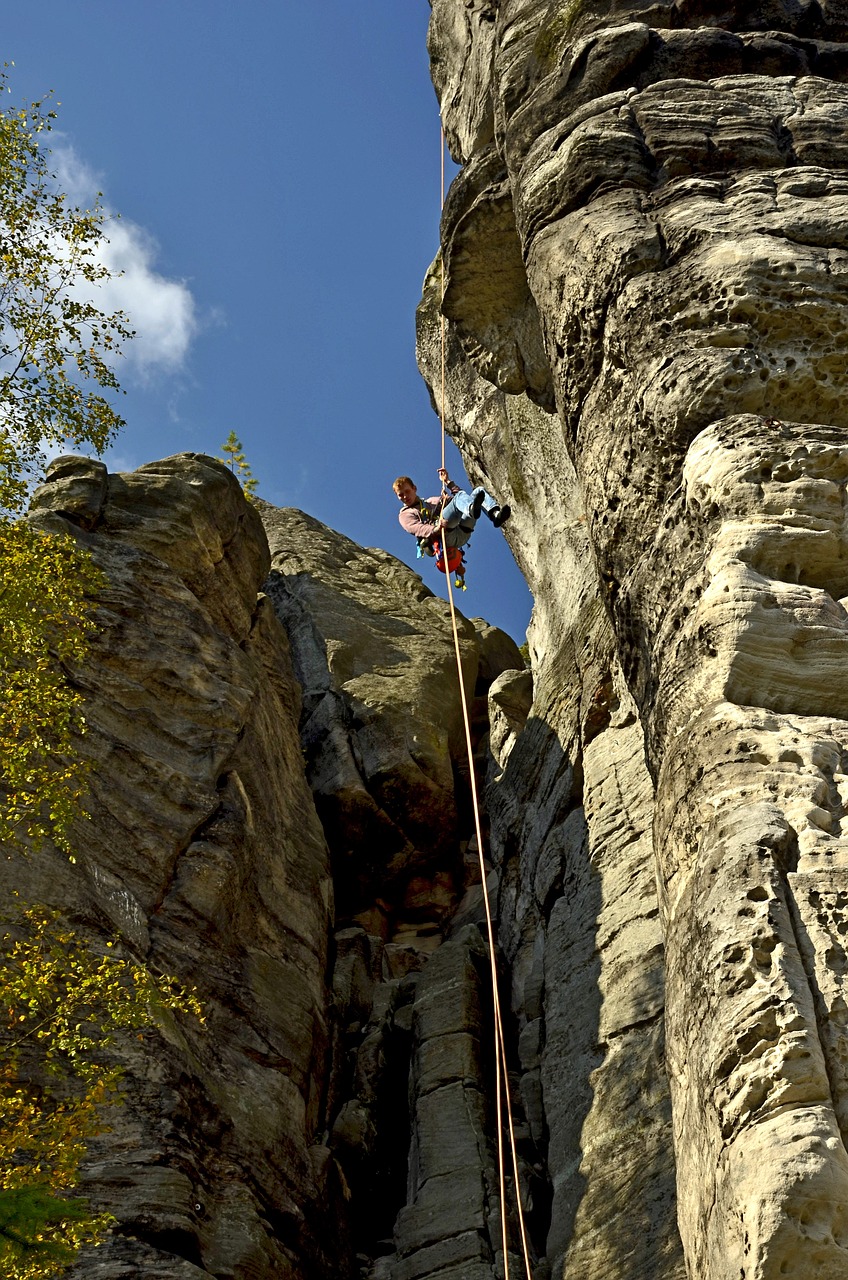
[421,2,848,1276]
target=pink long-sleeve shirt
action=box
[398,483,459,541]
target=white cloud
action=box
[52,142,198,380]
[93,219,197,375]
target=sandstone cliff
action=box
[13,453,524,1279]
[419,3,848,1279]
[8,6,848,1279]
[21,455,339,1279]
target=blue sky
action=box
[6,1,533,642]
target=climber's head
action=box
[393,476,417,507]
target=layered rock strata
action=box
[422,2,848,1277]
[11,455,525,1278]
[258,503,525,1277]
[20,454,339,1278]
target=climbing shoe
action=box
[490,504,511,528]
[470,490,485,520]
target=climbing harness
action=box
[437,128,531,1280]
[413,493,470,588]
[414,500,440,560]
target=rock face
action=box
[22,454,339,1278]
[11,10,848,1278]
[420,3,848,1279]
[256,503,525,1279]
[258,503,480,938]
[13,454,525,1279]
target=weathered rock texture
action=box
[258,504,480,938]
[11,8,848,1278]
[20,454,340,1278]
[255,504,524,1279]
[419,2,848,1278]
[10,454,525,1278]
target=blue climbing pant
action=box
[440,487,497,548]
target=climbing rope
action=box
[440,133,447,478]
[438,127,533,1280]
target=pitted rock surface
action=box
[11,5,848,1278]
[420,2,848,1277]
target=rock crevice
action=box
[421,1,848,1276]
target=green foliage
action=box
[0,67,131,517]
[0,71,202,1277]
[220,430,258,501]
[0,1187,90,1279]
[0,522,102,851]
[0,900,204,1277]
[0,67,129,851]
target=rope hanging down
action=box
[438,127,532,1280]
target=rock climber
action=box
[393,469,510,561]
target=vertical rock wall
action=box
[257,503,526,1279]
[258,503,480,937]
[18,455,340,1278]
[14,8,848,1274]
[12,458,527,1279]
[421,2,848,1278]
